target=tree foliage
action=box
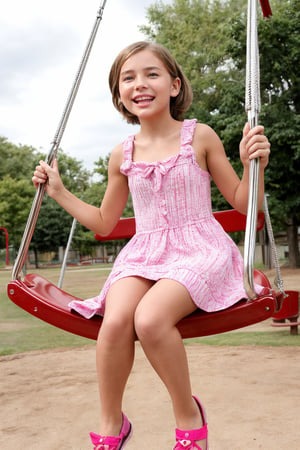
[0,139,36,248]
[0,137,133,265]
[141,0,300,266]
[228,0,300,267]
[30,152,93,263]
[0,137,36,181]
[1,0,299,267]
[0,139,94,260]
[0,176,35,248]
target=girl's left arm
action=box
[196,123,270,215]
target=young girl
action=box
[33,41,270,450]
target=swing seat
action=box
[7,269,278,340]
[7,209,281,340]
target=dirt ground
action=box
[1,268,299,450]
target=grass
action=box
[186,330,300,347]
[1,265,299,356]
[0,265,111,356]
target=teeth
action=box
[135,96,153,102]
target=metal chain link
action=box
[263,195,287,296]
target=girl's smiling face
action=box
[118,49,181,121]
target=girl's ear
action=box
[170,77,181,97]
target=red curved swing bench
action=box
[7,209,281,341]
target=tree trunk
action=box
[34,248,39,269]
[287,219,300,268]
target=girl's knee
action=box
[134,308,165,345]
[100,312,135,343]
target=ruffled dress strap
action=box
[181,118,198,149]
[120,135,134,175]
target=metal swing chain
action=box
[244,0,262,299]
[263,195,286,296]
[12,1,107,281]
[244,0,285,300]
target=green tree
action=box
[30,151,92,266]
[92,153,133,217]
[55,152,91,194]
[0,138,36,248]
[31,198,74,266]
[93,154,110,184]
[141,0,245,124]
[0,137,36,180]
[228,0,300,267]
[0,137,95,266]
[141,0,300,266]
[0,175,35,249]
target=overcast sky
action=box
[0,0,162,171]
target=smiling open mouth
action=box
[133,96,154,104]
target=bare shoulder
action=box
[193,123,222,148]
[107,142,125,174]
[192,123,223,171]
[110,142,124,163]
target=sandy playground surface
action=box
[1,268,299,450]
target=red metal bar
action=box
[95,210,265,242]
[259,0,272,17]
[272,291,299,321]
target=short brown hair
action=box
[109,41,193,124]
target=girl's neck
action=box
[132,116,184,163]
[137,115,182,141]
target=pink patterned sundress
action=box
[69,119,251,319]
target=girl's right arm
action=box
[32,143,129,236]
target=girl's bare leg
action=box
[134,279,206,448]
[96,276,154,436]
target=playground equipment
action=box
[8,0,293,340]
[272,291,300,335]
[8,209,282,340]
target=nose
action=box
[135,74,147,90]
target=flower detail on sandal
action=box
[90,413,132,450]
[174,396,208,450]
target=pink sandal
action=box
[173,396,208,450]
[90,413,132,450]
